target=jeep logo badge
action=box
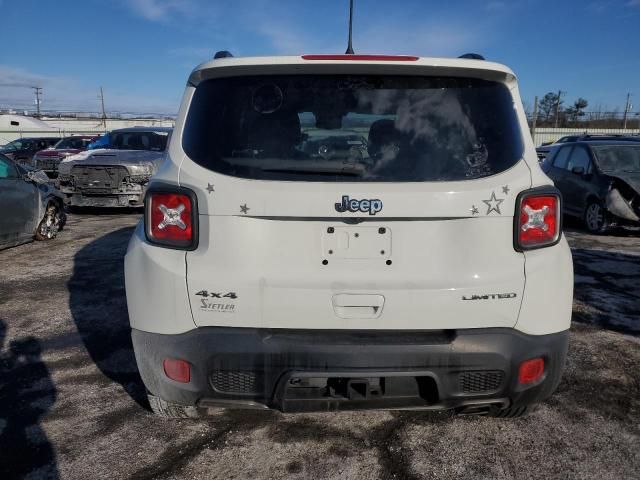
[335,195,383,216]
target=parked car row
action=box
[0,126,172,249]
[33,135,99,177]
[0,137,60,164]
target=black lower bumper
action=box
[132,327,569,413]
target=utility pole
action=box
[32,86,43,117]
[622,93,632,130]
[554,90,565,128]
[99,87,107,129]
[531,95,538,140]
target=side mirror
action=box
[571,166,585,175]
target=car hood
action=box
[605,172,640,194]
[37,148,82,157]
[58,148,166,174]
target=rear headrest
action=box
[368,119,400,157]
[247,111,301,156]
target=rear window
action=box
[111,131,169,151]
[183,75,523,182]
[55,137,94,150]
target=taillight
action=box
[514,188,562,251]
[144,186,198,250]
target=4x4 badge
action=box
[335,195,383,215]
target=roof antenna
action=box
[345,0,355,54]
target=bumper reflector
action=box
[518,358,545,384]
[163,358,191,383]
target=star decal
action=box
[239,204,250,214]
[502,185,510,195]
[482,191,504,215]
[206,183,215,194]
[470,205,479,215]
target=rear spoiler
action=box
[188,56,516,87]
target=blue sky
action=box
[0,0,638,115]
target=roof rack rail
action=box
[214,50,233,59]
[458,53,485,60]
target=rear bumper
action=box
[132,327,569,413]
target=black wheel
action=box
[488,405,531,418]
[35,203,63,240]
[584,201,610,234]
[147,394,201,418]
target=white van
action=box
[125,53,573,418]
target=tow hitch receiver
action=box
[278,373,438,412]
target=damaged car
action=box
[56,127,172,208]
[542,140,640,233]
[0,154,66,250]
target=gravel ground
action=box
[0,213,638,480]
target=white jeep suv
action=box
[125,53,573,418]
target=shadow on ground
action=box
[0,318,59,479]
[67,226,149,408]
[572,247,640,336]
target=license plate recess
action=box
[322,226,391,259]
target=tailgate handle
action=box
[332,294,385,319]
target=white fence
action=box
[531,127,640,147]
[0,118,175,145]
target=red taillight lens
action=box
[145,188,198,249]
[516,192,561,250]
[518,358,545,384]
[163,358,191,383]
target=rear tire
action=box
[584,201,610,234]
[147,394,201,418]
[488,405,531,418]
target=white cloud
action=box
[167,46,212,59]
[0,65,177,114]
[357,22,483,57]
[255,19,343,55]
[0,65,46,88]
[486,1,506,10]
[125,0,194,21]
